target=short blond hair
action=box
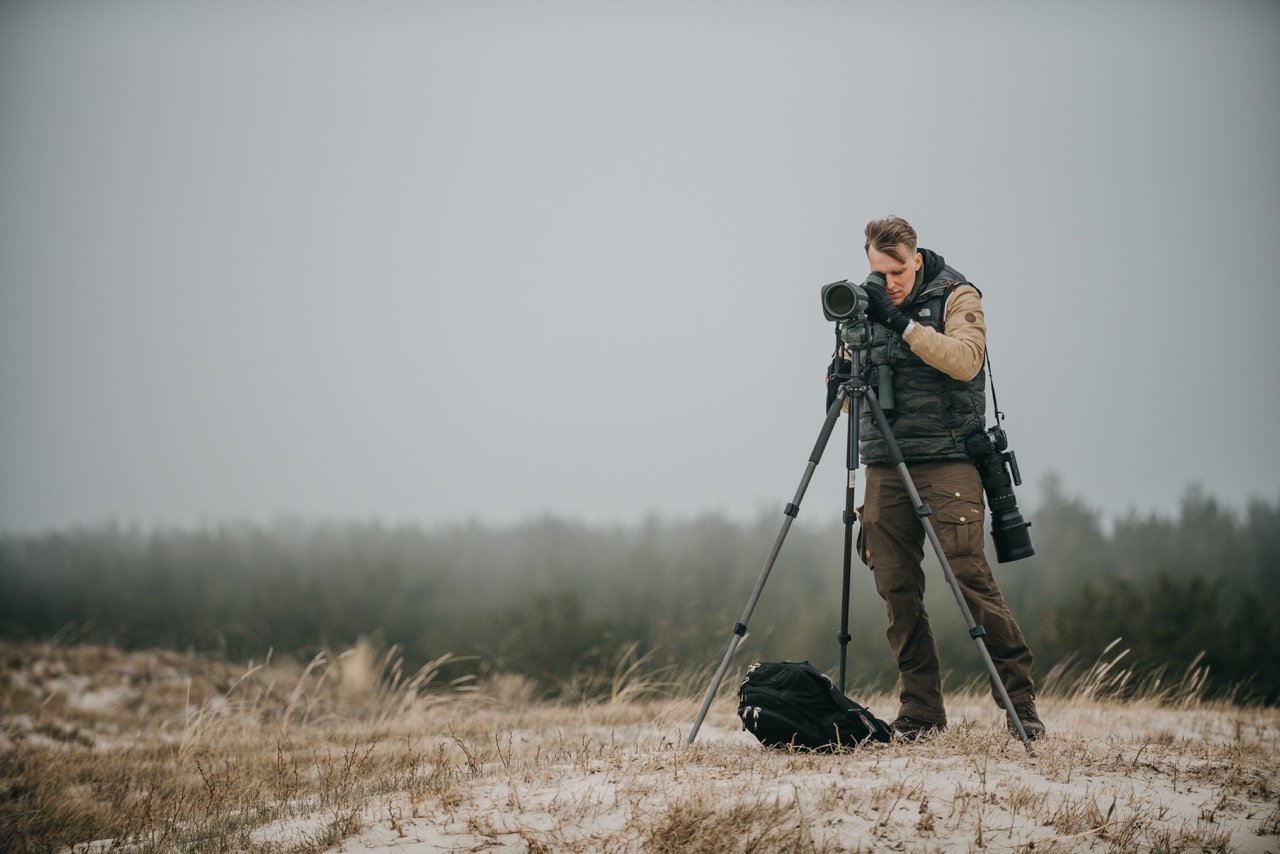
[864,216,918,263]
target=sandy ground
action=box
[249,699,1280,853]
[4,641,1276,853]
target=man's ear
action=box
[914,251,923,270]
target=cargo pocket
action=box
[930,480,985,557]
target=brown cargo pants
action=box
[860,459,1035,725]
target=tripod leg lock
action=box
[784,503,799,518]
[836,631,852,645]
[969,626,987,639]
[843,510,856,525]
[916,503,933,519]
[733,622,748,636]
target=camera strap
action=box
[985,348,1006,427]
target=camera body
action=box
[964,426,1035,563]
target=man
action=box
[853,215,1044,741]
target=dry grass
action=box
[1,638,1277,853]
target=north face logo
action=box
[917,308,932,318]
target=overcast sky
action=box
[2,0,1277,534]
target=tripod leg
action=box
[861,386,1034,751]
[838,489,854,692]
[837,384,861,693]
[686,387,849,745]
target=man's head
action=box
[864,215,922,306]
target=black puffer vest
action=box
[858,251,987,465]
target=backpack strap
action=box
[939,279,981,324]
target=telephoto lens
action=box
[965,428,1035,562]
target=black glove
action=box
[864,283,910,335]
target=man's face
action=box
[866,243,922,306]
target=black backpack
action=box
[738,661,894,751]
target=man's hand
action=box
[865,283,910,335]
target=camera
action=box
[964,426,1035,563]
[820,272,886,322]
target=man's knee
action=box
[949,554,998,593]
[872,562,925,602]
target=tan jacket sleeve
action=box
[900,285,986,381]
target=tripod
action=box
[686,328,1033,750]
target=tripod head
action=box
[836,316,873,352]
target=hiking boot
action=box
[891,715,946,742]
[1009,701,1046,741]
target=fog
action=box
[2,0,1277,533]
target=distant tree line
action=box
[1,478,1277,703]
